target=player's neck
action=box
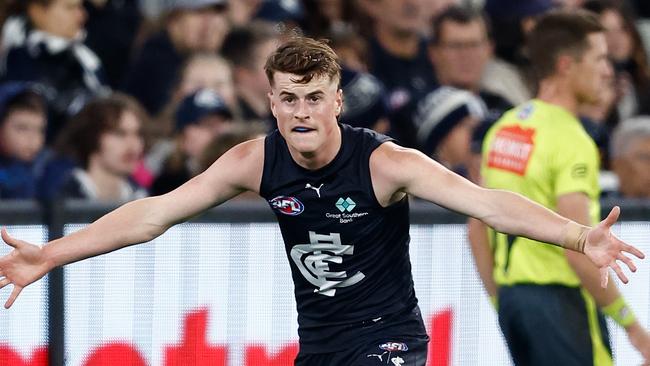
[536,78,578,116]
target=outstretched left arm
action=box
[369,142,644,286]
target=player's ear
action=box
[556,54,575,77]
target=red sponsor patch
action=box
[487,125,535,176]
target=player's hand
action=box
[583,206,645,288]
[0,228,52,308]
[625,322,650,365]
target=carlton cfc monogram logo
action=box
[270,196,304,216]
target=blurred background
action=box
[0,0,649,365]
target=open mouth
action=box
[292,127,315,133]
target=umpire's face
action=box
[268,72,343,161]
[570,32,613,105]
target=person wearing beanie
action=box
[150,88,233,196]
[338,68,390,133]
[413,86,487,176]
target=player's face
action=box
[269,72,343,163]
[571,33,613,104]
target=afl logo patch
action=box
[270,196,304,216]
[379,342,408,352]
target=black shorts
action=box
[294,335,429,366]
[498,284,612,366]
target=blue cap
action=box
[175,89,232,131]
[0,82,44,120]
[254,0,304,23]
[339,68,389,129]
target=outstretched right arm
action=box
[0,138,264,308]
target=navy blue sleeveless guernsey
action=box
[260,123,425,353]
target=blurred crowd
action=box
[0,0,648,203]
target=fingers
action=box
[602,206,621,228]
[4,285,22,309]
[0,228,22,249]
[623,242,646,260]
[600,267,609,288]
[618,253,638,273]
[0,278,9,290]
[610,261,629,284]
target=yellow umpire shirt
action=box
[481,99,601,287]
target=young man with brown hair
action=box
[0,36,644,365]
[475,10,650,365]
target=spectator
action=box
[56,93,147,202]
[356,0,437,112]
[412,86,487,176]
[83,0,143,89]
[172,53,237,115]
[610,117,650,198]
[227,0,263,26]
[122,0,229,115]
[150,88,233,196]
[301,0,364,37]
[328,26,370,72]
[481,0,556,105]
[0,0,109,142]
[143,53,238,184]
[429,5,513,117]
[583,0,650,123]
[339,68,390,133]
[199,122,266,172]
[198,123,267,202]
[252,0,304,37]
[221,22,279,127]
[0,82,47,199]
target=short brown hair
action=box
[430,5,491,45]
[57,93,148,169]
[264,36,341,87]
[0,89,47,125]
[527,10,604,81]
